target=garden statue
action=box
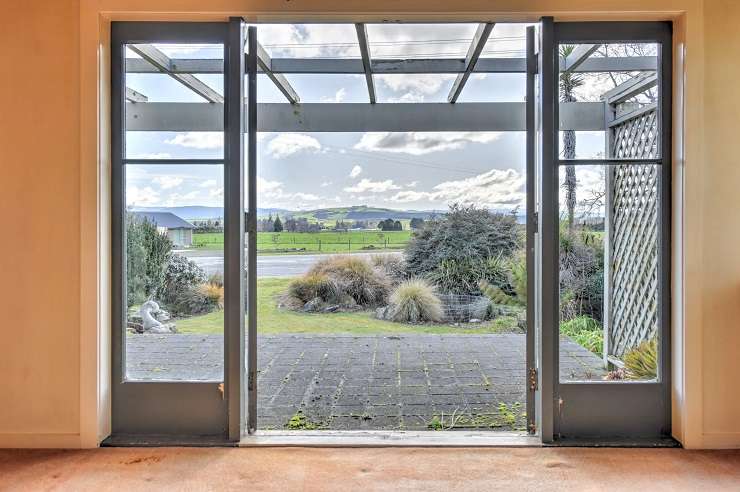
[139,300,176,333]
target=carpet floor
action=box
[1,447,739,491]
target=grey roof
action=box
[132,211,194,229]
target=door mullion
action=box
[225,16,246,441]
[246,25,259,434]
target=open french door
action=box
[110,19,246,441]
[533,18,673,442]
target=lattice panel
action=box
[607,106,660,359]
[612,108,659,159]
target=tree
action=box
[273,214,283,232]
[559,45,584,234]
[410,217,425,230]
[126,213,173,307]
[405,204,521,295]
[378,219,390,231]
[393,220,403,231]
[284,217,297,232]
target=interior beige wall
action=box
[0,0,81,446]
[0,0,738,448]
[698,0,740,448]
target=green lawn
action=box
[192,230,411,253]
[175,277,522,335]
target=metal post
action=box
[525,25,537,436]
[225,17,246,441]
[246,25,259,434]
[538,16,557,443]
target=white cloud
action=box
[266,133,321,159]
[126,186,160,207]
[130,152,172,159]
[349,165,363,178]
[320,181,333,187]
[209,187,224,199]
[344,178,401,193]
[257,176,283,194]
[407,181,419,188]
[153,176,183,190]
[292,192,321,201]
[355,132,502,155]
[165,132,223,149]
[377,74,455,96]
[388,168,525,209]
[386,92,426,103]
[257,176,323,208]
[164,190,200,207]
[199,179,218,188]
[321,87,347,103]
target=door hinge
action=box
[528,419,537,435]
[248,371,256,392]
[532,211,539,231]
[528,367,538,391]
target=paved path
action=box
[179,251,401,277]
[126,334,606,431]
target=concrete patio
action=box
[126,334,606,431]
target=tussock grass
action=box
[308,255,390,307]
[389,278,443,323]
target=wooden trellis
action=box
[605,90,660,361]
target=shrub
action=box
[207,272,224,288]
[389,278,443,323]
[624,338,658,380]
[308,255,390,307]
[405,204,521,295]
[370,254,407,284]
[199,282,224,310]
[168,285,218,316]
[560,315,603,357]
[559,229,604,321]
[287,273,340,304]
[426,256,508,295]
[479,254,527,306]
[158,254,207,310]
[126,213,173,307]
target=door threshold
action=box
[240,430,541,447]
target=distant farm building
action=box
[132,211,195,247]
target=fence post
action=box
[348,239,351,252]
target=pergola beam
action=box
[255,41,300,104]
[125,101,606,132]
[604,73,658,104]
[128,44,224,103]
[125,87,148,102]
[355,23,376,103]
[448,23,495,103]
[124,55,657,75]
[561,44,600,74]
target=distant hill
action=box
[131,205,442,222]
[131,205,525,223]
[131,206,289,220]
[289,205,444,222]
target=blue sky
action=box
[124,23,614,213]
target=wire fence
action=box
[438,294,491,323]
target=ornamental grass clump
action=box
[389,278,443,323]
[624,338,658,380]
[287,273,340,304]
[559,315,603,357]
[308,255,390,307]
